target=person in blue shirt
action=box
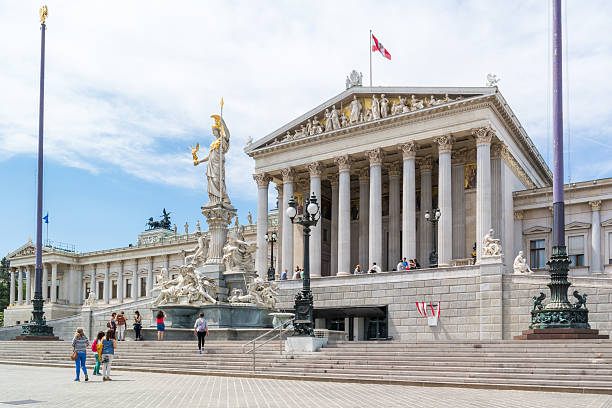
[280,269,288,280]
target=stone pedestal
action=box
[285,336,327,353]
[202,202,236,265]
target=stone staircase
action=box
[1,339,611,393]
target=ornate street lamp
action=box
[286,192,320,336]
[425,208,441,268]
[264,231,277,281]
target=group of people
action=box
[72,327,116,382]
[395,257,421,271]
[279,266,304,280]
[107,310,143,341]
[71,311,210,382]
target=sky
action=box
[1,1,612,257]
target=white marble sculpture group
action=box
[482,228,503,257]
[273,93,463,146]
[153,263,218,306]
[229,277,279,309]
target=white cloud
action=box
[1,0,612,198]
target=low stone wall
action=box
[277,263,612,341]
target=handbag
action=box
[70,349,78,361]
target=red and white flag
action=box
[371,33,391,60]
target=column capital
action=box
[307,161,323,177]
[417,155,434,172]
[387,162,402,178]
[472,125,495,146]
[589,200,602,211]
[434,134,453,154]
[334,154,352,172]
[451,147,468,165]
[358,167,369,182]
[490,141,506,159]
[398,141,417,159]
[253,173,272,188]
[365,148,383,166]
[514,210,524,220]
[280,167,296,183]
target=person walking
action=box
[133,311,142,341]
[91,331,105,376]
[116,311,127,341]
[156,310,166,341]
[194,313,209,354]
[71,328,89,382]
[101,329,117,381]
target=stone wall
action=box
[277,263,612,341]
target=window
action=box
[111,280,118,299]
[568,235,585,267]
[97,281,104,300]
[140,277,147,297]
[85,282,91,299]
[530,239,546,269]
[126,279,132,298]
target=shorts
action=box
[157,323,165,331]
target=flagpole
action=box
[369,29,372,87]
[219,98,224,205]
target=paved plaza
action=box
[0,365,611,408]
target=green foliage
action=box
[0,257,9,314]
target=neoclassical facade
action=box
[246,86,552,276]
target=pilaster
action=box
[589,200,602,273]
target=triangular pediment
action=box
[6,239,50,259]
[246,86,495,153]
[565,221,591,231]
[523,226,552,235]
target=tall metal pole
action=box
[19,6,55,339]
[219,98,224,204]
[552,0,564,247]
[369,29,372,87]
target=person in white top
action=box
[368,262,381,273]
[396,260,404,271]
[353,265,361,275]
[193,313,209,354]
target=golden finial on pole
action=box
[39,5,48,24]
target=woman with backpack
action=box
[91,331,105,376]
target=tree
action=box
[0,257,10,314]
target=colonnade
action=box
[254,126,501,276]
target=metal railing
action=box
[242,318,294,372]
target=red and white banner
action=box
[416,302,441,318]
[371,33,391,60]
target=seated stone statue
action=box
[184,235,209,267]
[482,228,502,256]
[223,227,257,272]
[513,251,532,274]
[228,288,253,304]
[84,292,96,306]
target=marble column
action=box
[308,162,323,277]
[9,268,15,306]
[275,184,283,276]
[118,261,124,303]
[490,142,504,247]
[147,257,153,296]
[253,173,271,277]
[399,142,417,260]
[473,126,494,261]
[388,163,401,268]
[502,150,515,261]
[103,262,110,303]
[436,135,453,266]
[329,174,339,275]
[132,260,138,299]
[51,263,57,303]
[42,264,48,302]
[590,200,603,273]
[335,155,352,275]
[18,267,24,305]
[451,148,467,259]
[358,169,369,272]
[90,264,97,299]
[366,148,383,268]
[419,156,433,265]
[514,211,524,260]
[25,266,32,304]
[281,168,295,275]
